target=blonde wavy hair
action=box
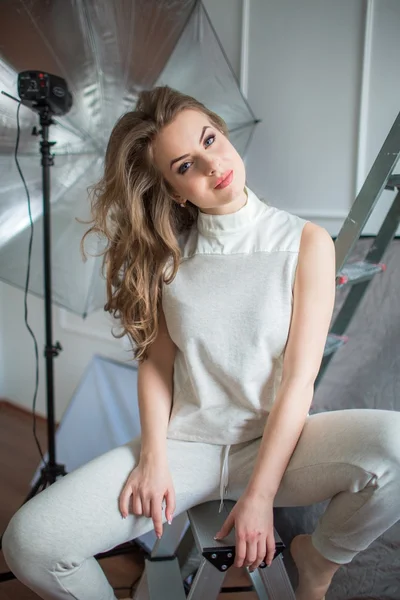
[81,85,229,363]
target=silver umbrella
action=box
[0,0,258,317]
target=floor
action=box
[0,401,257,599]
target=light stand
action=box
[27,105,67,495]
[0,94,146,585]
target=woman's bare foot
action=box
[290,534,342,600]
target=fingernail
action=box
[157,533,162,539]
[213,536,220,540]
[167,519,172,525]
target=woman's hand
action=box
[119,457,176,539]
[214,491,276,571]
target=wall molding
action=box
[282,208,348,220]
[240,0,250,97]
[356,0,375,196]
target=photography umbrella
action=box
[0,0,257,314]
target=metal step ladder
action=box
[318,111,400,384]
[133,500,295,599]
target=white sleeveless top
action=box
[162,186,309,447]
[162,183,307,444]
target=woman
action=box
[3,85,400,600]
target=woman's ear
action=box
[171,192,183,204]
[170,188,187,204]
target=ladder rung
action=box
[145,557,186,600]
[324,333,348,357]
[385,174,400,190]
[336,260,386,288]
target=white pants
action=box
[3,408,400,599]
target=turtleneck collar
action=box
[196,186,266,237]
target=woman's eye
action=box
[205,134,215,147]
[177,135,215,174]
[178,161,191,175]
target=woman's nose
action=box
[203,157,219,176]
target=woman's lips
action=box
[215,169,234,189]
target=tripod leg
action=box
[25,474,46,501]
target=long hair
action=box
[81,86,229,363]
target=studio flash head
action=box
[18,71,72,116]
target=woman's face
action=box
[153,108,247,215]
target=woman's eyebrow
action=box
[169,126,211,169]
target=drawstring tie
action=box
[219,444,231,513]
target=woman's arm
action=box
[246,222,336,499]
[119,304,177,530]
[138,302,177,462]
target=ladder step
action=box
[187,501,294,600]
[336,260,386,288]
[385,174,400,190]
[324,333,348,357]
[188,501,285,566]
[145,557,186,600]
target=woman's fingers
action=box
[236,534,272,571]
[151,496,163,539]
[164,487,176,523]
[235,535,247,568]
[243,539,257,568]
[266,533,276,566]
[249,538,267,571]
[141,493,152,518]
[132,492,143,517]
[118,484,132,518]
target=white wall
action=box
[364,0,400,176]
[1,0,399,419]
[245,0,365,232]
[361,0,400,234]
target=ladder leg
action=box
[132,567,150,600]
[249,568,270,600]
[249,553,296,600]
[146,557,186,600]
[133,513,189,600]
[186,556,227,600]
[151,512,189,558]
